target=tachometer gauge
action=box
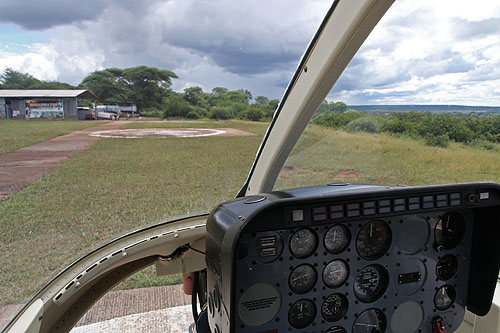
[324,224,351,254]
[290,228,317,258]
[434,285,456,311]
[289,264,317,294]
[435,212,466,250]
[288,299,316,329]
[436,254,458,281]
[321,293,348,322]
[352,308,387,333]
[356,220,392,260]
[354,264,389,303]
[323,260,349,288]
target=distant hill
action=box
[347,105,500,115]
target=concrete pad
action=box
[71,305,192,333]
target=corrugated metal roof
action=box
[0,90,97,99]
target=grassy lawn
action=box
[0,120,107,155]
[276,124,500,189]
[1,120,500,305]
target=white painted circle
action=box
[89,128,226,138]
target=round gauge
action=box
[290,228,317,258]
[289,264,317,294]
[354,264,389,303]
[323,260,349,288]
[326,326,347,333]
[434,285,456,311]
[436,254,458,281]
[435,212,466,250]
[352,308,387,333]
[321,293,348,322]
[288,299,316,329]
[324,224,351,254]
[356,220,392,260]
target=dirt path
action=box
[0,121,123,201]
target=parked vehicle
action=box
[95,105,121,120]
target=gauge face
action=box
[326,326,347,333]
[321,293,348,322]
[290,228,317,258]
[435,212,466,250]
[352,308,387,333]
[288,299,316,329]
[434,285,456,311]
[356,220,392,260]
[436,254,458,281]
[289,264,317,294]
[354,264,389,303]
[323,260,349,288]
[324,224,351,254]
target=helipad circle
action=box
[89,128,227,138]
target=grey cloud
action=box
[451,18,500,40]
[0,0,110,30]
[0,0,162,30]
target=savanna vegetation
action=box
[313,102,500,149]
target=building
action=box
[0,90,97,120]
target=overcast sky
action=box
[0,0,499,105]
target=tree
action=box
[183,86,204,106]
[80,66,177,110]
[255,96,269,105]
[163,93,191,118]
[212,87,228,95]
[0,68,41,89]
[333,101,347,112]
[80,69,129,102]
[268,99,280,110]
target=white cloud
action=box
[1,0,500,105]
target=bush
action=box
[163,94,191,118]
[468,139,498,151]
[209,106,232,120]
[185,106,207,119]
[425,134,449,147]
[313,111,362,128]
[242,107,264,121]
[141,108,162,117]
[346,117,381,133]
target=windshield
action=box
[275,0,500,191]
[1,0,500,331]
[0,1,329,327]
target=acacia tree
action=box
[80,66,177,109]
[0,68,41,89]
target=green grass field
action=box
[1,120,500,305]
[0,119,107,155]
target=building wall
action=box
[5,97,81,119]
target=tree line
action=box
[0,67,279,121]
[314,108,500,149]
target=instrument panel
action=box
[205,183,500,332]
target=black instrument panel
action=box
[205,183,500,332]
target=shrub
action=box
[346,117,381,133]
[242,107,264,121]
[425,134,449,147]
[163,94,191,118]
[313,111,362,128]
[209,106,232,120]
